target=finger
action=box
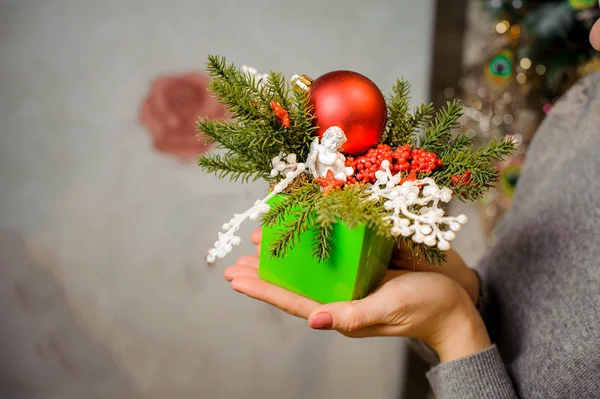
[308,271,411,332]
[250,228,262,245]
[231,276,320,319]
[308,292,396,333]
[236,255,259,268]
[256,244,261,257]
[224,264,259,281]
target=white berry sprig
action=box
[270,152,298,178]
[367,160,468,251]
[207,157,305,264]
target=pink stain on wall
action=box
[139,73,228,161]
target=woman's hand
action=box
[391,242,481,304]
[225,230,491,362]
[252,227,481,304]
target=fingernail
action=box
[224,275,233,282]
[310,313,333,330]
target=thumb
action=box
[308,296,390,333]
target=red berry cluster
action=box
[392,145,412,173]
[410,148,443,173]
[345,144,393,184]
[345,144,443,184]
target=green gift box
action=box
[258,195,395,304]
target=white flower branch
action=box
[207,156,305,264]
[367,161,468,251]
[270,152,298,177]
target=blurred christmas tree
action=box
[456,0,599,239]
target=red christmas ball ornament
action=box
[307,70,387,155]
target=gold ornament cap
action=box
[290,74,313,91]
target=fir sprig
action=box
[266,72,291,110]
[384,79,413,147]
[440,133,474,158]
[285,89,316,160]
[384,79,436,148]
[407,102,435,138]
[262,180,335,262]
[198,118,283,179]
[433,136,516,201]
[205,55,272,124]
[198,55,316,182]
[418,100,463,153]
[268,188,321,259]
[313,185,391,262]
[404,239,448,266]
[312,224,333,262]
[262,180,321,226]
[316,185,392,239]
[197,153,265,183]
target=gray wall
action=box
[0,1,436,397]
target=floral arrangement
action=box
[198,55,516,266]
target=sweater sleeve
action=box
[426,345,519,399]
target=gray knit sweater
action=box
[427,72,600,398]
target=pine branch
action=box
[268,208,312,259]
[317,185,363,230]
[262,181,320,226]
[407,102,435,137]
[432,136,516,201]
[198,118,282,152]
[440,133,474,158]
[197,152,266,182]
[284,88,317,160]
[419,100,463,153]
[197,118,281,176]
[205,55,272,124]
[312,223,333,262]
[383,80,436,148]
[201,56,290,177]
[384,79,413,147]
[317,185,391,238]
[404,239,448,266]
[201,55,317,180]
[265,72,291,110]
[481,136,517,162]
[268,190,320,258]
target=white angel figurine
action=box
[307,126,354,181]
